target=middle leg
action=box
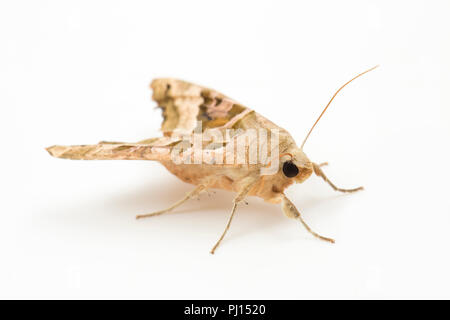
[210,177,256,254]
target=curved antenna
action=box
[300,65,379,150]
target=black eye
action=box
[282,161,299,178]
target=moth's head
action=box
[279,148,313,184]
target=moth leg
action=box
[136,185,206,220]
[210,178,255,254]
[312,162,363,193]
[209,202,238,255]
[281,194,335,243]
[318,162,328,167]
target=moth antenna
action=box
[300,65,379,150]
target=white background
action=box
[1,0,449,299]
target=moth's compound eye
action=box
[282,161,299,178]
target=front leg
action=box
[313,162,363,193]
[281,194,335,243]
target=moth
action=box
[47,66,377,254]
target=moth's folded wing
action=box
[46,141,265,172]
[151,78,251,133]
[45,142,249,168]
[46,143,172,161]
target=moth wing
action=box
[47,79,290,165]
[46,138,259,167]
[151,78,255,133]
[151,78,290,166]
[46,136,178,161]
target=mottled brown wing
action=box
[46,78,287,164]
[46,138,177,161]
[151,78,253,133]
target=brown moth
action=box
[47,66,378,254]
